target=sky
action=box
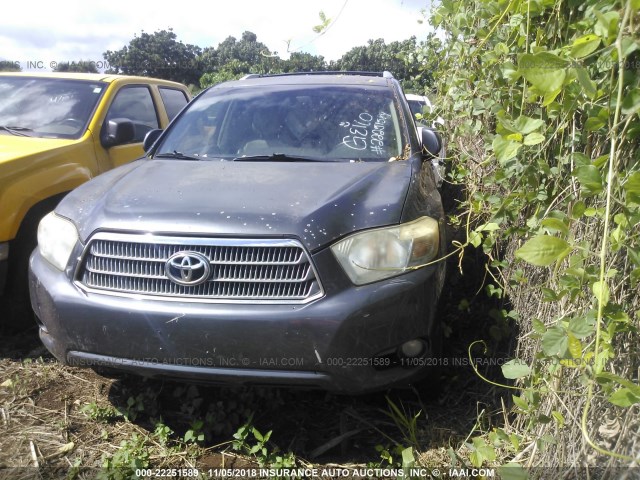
[0,0,433,72]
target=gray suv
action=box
[29,72,446,394]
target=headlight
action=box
[331,216,440,285]
[37,212,79,271]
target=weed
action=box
[153,420,174,446]
[184,419,205,444]
[122,394,145,421]
[232,414,296,468]
[100,433,150,479]
[81,402,122,423]
[383,396,422,450]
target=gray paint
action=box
[58,158,412,251]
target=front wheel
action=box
[1,194,67,332]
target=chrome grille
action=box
[76,233,323,303]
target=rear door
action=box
[158,87,189,121]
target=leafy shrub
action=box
[425,0,640,472]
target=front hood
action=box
[60,159,414,251]
[0,135,77,164]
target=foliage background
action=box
[0,25,443,94]
[98,28,441,93]
[426,0,640,474]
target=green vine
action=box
[581,0,636,461]
[425,0,640,470]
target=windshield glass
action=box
[0,76,106,139]
[156,84,404,161]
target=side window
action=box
[159,87,189,120]
[105,86,159,143]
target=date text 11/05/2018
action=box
[135,467,498,478]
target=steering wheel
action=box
[59,118,83,129]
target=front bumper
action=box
[29,248,444,394]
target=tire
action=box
[1,194,67,332]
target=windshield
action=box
[156,84,404,161]
[0,76,106,139]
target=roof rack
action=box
[240,71,394,80]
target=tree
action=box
[200,59,252,89]
[198,31,284,88]
[281,52,326,73]
[103,29,202,85]
[53,60,98,73]
[333,37,436,92]
[334,38,409,73]
[402,33,445,93]
[208,31,274,73]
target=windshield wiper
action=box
[0,126,33,137]
[154,151,202,161]
[232,153,334,162]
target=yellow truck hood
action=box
[0,135,78,163]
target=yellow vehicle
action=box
[0,72,191,326]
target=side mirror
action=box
[101,118,134,148]
[143,129,163,152]
[419,127,443,158]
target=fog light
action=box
[399,339,426,358]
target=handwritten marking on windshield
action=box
[341,111,391,155]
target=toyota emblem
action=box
[165,252,211,286]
